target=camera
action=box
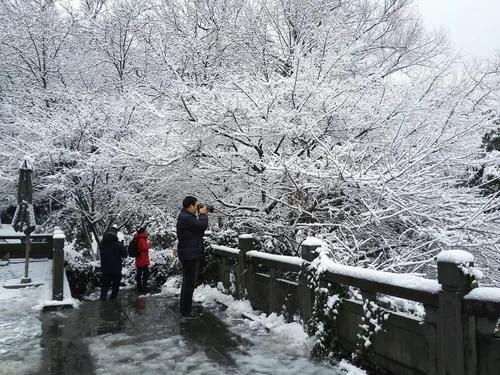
[197,203,215,213]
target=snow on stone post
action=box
[52,227,66,301]
[238,234,253,298]
[301,237,323,262]
[436,250,474,375]
[299,237,323,322]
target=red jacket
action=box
[134,233,151,268]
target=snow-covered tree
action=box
[0,0,498,281]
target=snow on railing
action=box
[246,250,306,268]
[318,258,441,295]
[465,288,500,302]
[463,287,500,318]
[211,241,500,310]
[211,244,240,256]
[210,240,500,375]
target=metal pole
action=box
[22,234,32,283]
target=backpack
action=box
[128,237,139,258]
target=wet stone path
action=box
[0,262,348,374]
[35,292,246,374]
[30,291,342,375]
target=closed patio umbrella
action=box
[11,158,36,283]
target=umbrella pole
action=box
[22,235,32,283]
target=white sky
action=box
[416,0,500,60]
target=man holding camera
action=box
[176,196,210,318]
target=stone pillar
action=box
[437,250,474,375]
[300,237,322,323]
[268,267,277,313]
[301,237,322,262]
[246,258,256,305]
[238,234,253,298]
[220,256,230,291]
[299,261,313,323]
[52,227,66,301]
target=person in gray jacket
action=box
[176,196,209,318]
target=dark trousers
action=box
[100,272,121,300]
[136,265,150,292]
[180,259,200,316]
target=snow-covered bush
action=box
[144,216,178,250]
[65,247,180,297]
[198,229,240,286]
[306,251,348,362]
[65,249,100,297]
[121,251,180,290]
[352,300,389,367]
[307,282,348,362]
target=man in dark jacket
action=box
[176,196,209,318]
[100,225,127,300]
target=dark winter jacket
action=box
[100,231,127,274]
[176,208,208,261]
[134,232,151,268]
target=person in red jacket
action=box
[135,227,151,293]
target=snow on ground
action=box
[193,282,312,357]
[86,328,362,375]
[161,274,183,296]
[0,260,47,375]
[0,264,365,375]
[161,277,366,374]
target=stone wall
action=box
[211,236,500,375]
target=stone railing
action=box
[211,235,500,375]
[0,227,67,303]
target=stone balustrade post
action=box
[437,250,474,375]
[52,227,65,301]
[238,234,254,298]
[299,261,313,323]
[220,256,230,291]
[299,237,323,323]
[301,237,323,262]
[269,267,277,313]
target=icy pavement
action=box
[0,260,48,375]
[60,292,357,374]
[0,267,364,375]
